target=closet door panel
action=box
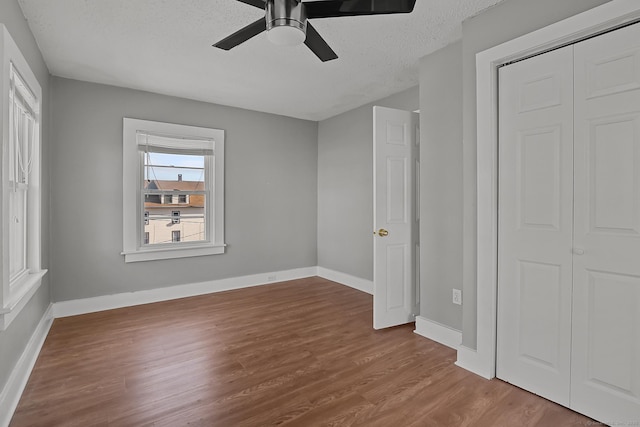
[497,45,574,406]
[573,22,640,423]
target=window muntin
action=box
[122,118,225,262]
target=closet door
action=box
[572,23,640,423]
[497,45,575,406]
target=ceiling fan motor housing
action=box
[266,0,307,44]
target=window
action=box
[8,64,34,287]
[122,118,225,262]
[1,25,46,330]
[171,210,180,225]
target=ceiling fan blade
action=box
[213,18,267,50]
[236,0,266,9]
[304,22,338,62]
[305,0,416,19]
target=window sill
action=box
[0,269,47,331]
[122,244,226,263]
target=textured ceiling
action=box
[18,0,505,121]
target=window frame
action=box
[0,25,47,331]
[122,118,225,263]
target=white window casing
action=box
[122,118,225,262]
[0,25,46,331]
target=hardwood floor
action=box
[11,277,596,426]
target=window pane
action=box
[9,188,27,280]
[143,196,206,245]
[143,151,205,189]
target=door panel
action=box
[497,45,574,406]
[572,22,640,422]
[518,126,563,230]
[585,49,640,99]
[584,270,640,396]
[387,157,408,223]
[373,106,419,330]
[517,260,563,370]
[386,244,408,310]
[589,115,640,234]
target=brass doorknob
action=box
[377,228,389,237]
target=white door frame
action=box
[456,0,640,379]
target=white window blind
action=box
[136,132,214,155]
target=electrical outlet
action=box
[267,275,277,282]
[452,289,462,305]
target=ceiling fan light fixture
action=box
[267,24,306,46]
[266,0,307,46]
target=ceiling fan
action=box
[213,0,417,62]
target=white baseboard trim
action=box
[53,266,318,318]
[317,267,373,295]
[0,304,53,427]
[455,345,494,380]
[414,316,462,350]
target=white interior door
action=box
[497,45,575,406]
[571,22,640,423]
[498,22,640,424]
[373,106,419,330]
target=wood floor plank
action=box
[10,278,597,426]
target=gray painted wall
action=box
[0,0,51,395]
[419,41,463,330]
[317,87,418,281]
[0,285,50,391]
[459,0,611,348]
[50,77,318,302]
